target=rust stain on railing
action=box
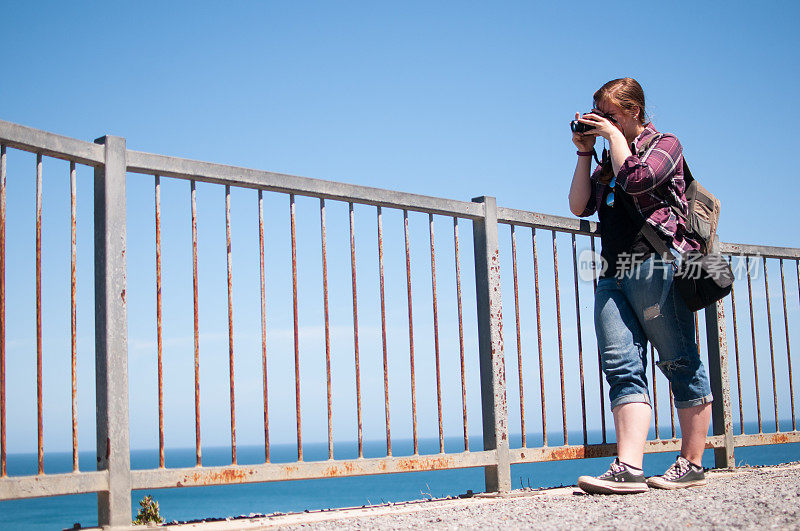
[395,455,458,473]
[522,445,609,461]
[532,227,546,446]
[259,191,270,462]
[513,437,723,464]
[225,186,238,464]
[169,454,477,489]
[320,199,332,460]
[377,207,391,456]
[453,218,469,452]
[290,194,302,461]
[70,162,79,472]
[191,180,202,466]
[429,214,444,454]
[349,203,364,458]
[36,153,43,475]
[177,467,255,487]
[734,431,800,447]
[403,209,418,455]
[510,225,525,447]
[155,175,164,469]
[552,230,567,444]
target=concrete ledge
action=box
[121,462,800,530]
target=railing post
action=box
[94,135,131,527]
[471,196,511,492]
[705,239,734,469]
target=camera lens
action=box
[570,120,593,133]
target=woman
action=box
[568,78,713,494]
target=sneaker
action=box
[577,458,649,494]
[647,455,707,489]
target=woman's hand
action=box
[572,112,597,151]
[576,112,624,143]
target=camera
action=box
[570,111,596,133]
[570,120,594,133]
[570,109,619,133]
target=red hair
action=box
[593,78,647,124]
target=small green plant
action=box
[133,494,164,525]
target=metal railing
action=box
[0,118,797,528]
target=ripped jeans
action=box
[594,252,713,410]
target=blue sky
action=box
[1,1,799,455]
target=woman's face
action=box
[595,99,640,139]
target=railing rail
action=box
[126,149,484,219]
[0,118,798,528]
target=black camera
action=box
[570,119,594,133]
[570,109,619,133]
[570,111,597,133]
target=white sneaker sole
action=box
[577,475,649,494]
[646,477,708,490]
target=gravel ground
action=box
[265,463,800,530]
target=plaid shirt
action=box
[579,123,700,253]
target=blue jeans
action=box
[594,252,713,410]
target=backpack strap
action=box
[635,132,663,162]
[664,159,693,223]
[638,132,695,225]
[639,218,675,263]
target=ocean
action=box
[2,423,798,530]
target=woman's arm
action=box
[568,113,597,216]
[607,128,633,176]
[569,154,594,216]
[613,135,682,195]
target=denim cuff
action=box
[610,392,651,410]
[675,393,713,409]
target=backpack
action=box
[680,162,721,254]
